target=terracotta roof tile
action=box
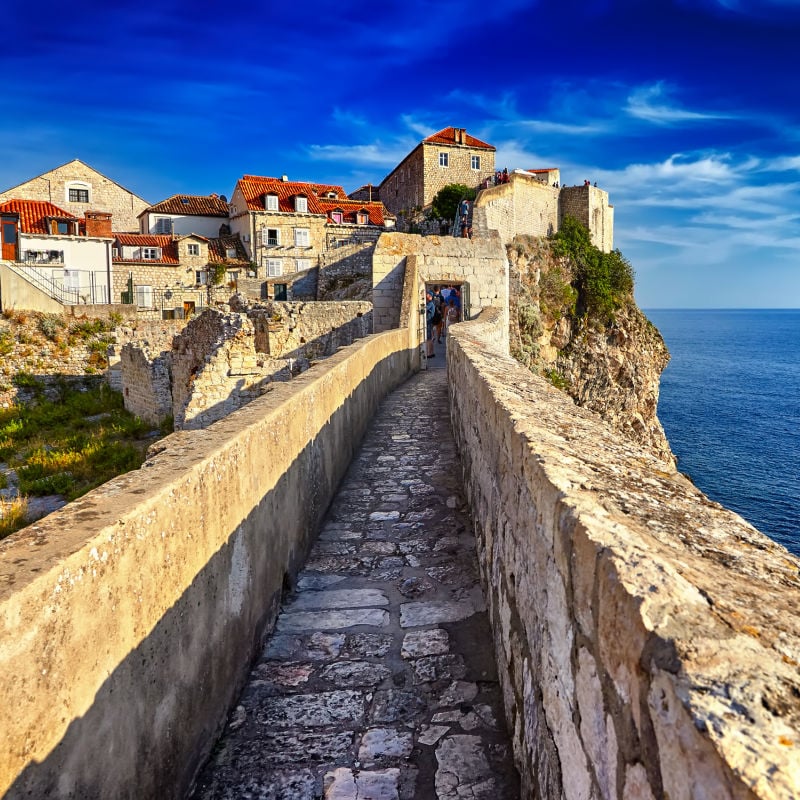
[319,198,388,226]
[0,199,76,234]
[112,233,179,264]
[236,176,349,214]
[208,235,249,264]
[424,127,495,150]
[143,194,230,217]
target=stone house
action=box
[228,175,393,299]
[378,127,496,229]
[111,232,249,316]
[0,199,114,304]
[0,159,149,233]
[139,193,231,238]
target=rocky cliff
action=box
[507,235,675,464]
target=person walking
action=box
[425,291,436,358]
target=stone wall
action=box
[0,160,148,232]
[560,184,615,252]
[119,343,172,424]
[372,231,509,344]
[477,172,561,244]
[0,325,418,800]
[249,301,373,360]
[170,311,291,431]
[317,241,375,299]
[447,308,800,800]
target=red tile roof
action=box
[0,199,76,234]
[235,176,388,224]
[319,198,387,226]
[423,127,495,150]
[208,235,249,264]
[236,175,347,214]
[113,233,179,264]
[143,194,230,217]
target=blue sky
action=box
[3,0,799,307]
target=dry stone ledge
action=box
[448,307,800,800]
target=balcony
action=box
[22,250,65,265]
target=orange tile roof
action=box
[144,194,230,217]
[319,198,388,226]
[424,127,495,150]
[113,233,179,264]
[236,176,349,213]
[208,235,249,264]
[0,199,76,234]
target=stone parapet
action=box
[0,325,418,800]
[447,309,800,800]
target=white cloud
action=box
[306,142,404,168]
[625,82,735,124]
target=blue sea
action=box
[646,309,800,557]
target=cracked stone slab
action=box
[370,510,401,521]
[418,725,450,746]
[358,727,414,762]
[435,735,497,800]
[370,690,428,724]
[295,573,348,590]
[288,589,389,611]
[324,767,400,799]
[342,633,394,659]
[259,690,365,728]
[438,681,479,708]
[319,660,392,687]
[411,655,467,684]
[277,608,389,632]
[399,600,478,627]
[401,629,450,659]
[263,632,346,661]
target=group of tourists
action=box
[425,285,462,358]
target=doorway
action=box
[1,216,18,261]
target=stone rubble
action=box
[191,366,519,799]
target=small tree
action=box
[431,184,477,221]
[208,263,227,286]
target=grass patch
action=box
[0,497,29,541]
[0,383,160,511]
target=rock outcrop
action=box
[508,235,674,464]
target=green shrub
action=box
[430,184,477,221]
[550,216,634,322]
[37,314,65,341]
[0,330,13,356]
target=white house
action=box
[139,194,230,238]
[0,199,113,304]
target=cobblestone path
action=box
[192,366,520,799]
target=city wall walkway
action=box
[191,362,520,799]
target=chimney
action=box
[281,175,289,182]
[84,211,112,238]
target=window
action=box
[294,196,308,213]
[195,269,208,285]
[439,152,449,167]
[331,211,343,224]
[267,258,283,277]
[142,247,161,260]
[187,243,200,256]
[135,285,154,308]
[63,269,80,290]
[66,182,91,204]
[296,258,311,272]
[471,155,481,170]
[155,217,173,234]
[294,228,310,247]
[226,247,237,259]
[262,227,280,246]
[357,211,369,225]
[265,194,279,210]
[56,221,69,235]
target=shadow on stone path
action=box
[191,366,520,799]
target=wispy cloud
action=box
[625,83,736,124]
[306,142,405,169]
[333,108,368,128]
